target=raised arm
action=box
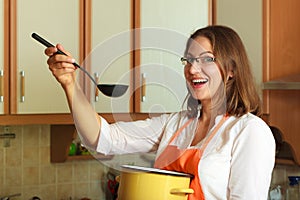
[45,44,101,150]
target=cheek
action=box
[184,66,189,79]
[206,64,222,79]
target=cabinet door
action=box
[139,0,210,113]
[89,0,131,113]
[216,0,263,92]
[14,0,80,114]
[0,0,8,115]
[263,0,300,164]
[0,0,4,114]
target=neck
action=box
[199,101,226,128]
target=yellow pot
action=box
[118,165,194,200]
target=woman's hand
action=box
[45,44,77,90]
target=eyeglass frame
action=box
[180,56,216,66]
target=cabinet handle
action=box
[141,73,146,102]
[0,70,4,102]
[94,72,99,102]
[20,70,25,102]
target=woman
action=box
[45,25,275,199]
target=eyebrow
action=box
[187,50,214,57]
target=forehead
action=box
[187,36,212,55]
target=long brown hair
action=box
[185,25,262,118]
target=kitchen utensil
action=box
[118,165,194,200]
[31,33,128,97]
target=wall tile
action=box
[74,182,90,199]
[5,167,22,186]
[23,146,39,166]
[40,166,56,184]
[22,186,39,199]
[0,148,3,189]
[57,163,73,183]
[5,147,22,167]
[39,125,50,147]
[23,166,39,185]
[56,183,73,199]
[39,146,50,165]
[74,162,89,181]
[23,126,40,147]
[39,185,56,199]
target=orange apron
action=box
[154,115,228,200]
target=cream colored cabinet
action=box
[0,0,5,114]
[88,0,131,113]
[61,0,213,115]
[13,0,80,114]
[216,0,263,93]
[138,0,210,113]
[87,0,211,114]
[0,0,9,115]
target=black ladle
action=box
[31,33,128,97]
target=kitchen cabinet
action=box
[262,0,300,165]
[84,0,212,114]
[0,0,9,114]
[216,0,263,92]
[87,0,132,113]
[136,0,210,113]
[13,0,80,114]
[0,0,84,124]
[0,0,212,124]
[216,0,300,165]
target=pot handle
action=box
[170,188,194,194]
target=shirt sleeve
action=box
[97,114,171,155]
[228,118,275,199]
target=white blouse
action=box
[97,112,275,199]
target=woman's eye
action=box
[201,57,215,63]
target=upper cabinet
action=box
[0,0,8,114]
[215,0,300,164]
[87,0,132,113]
[0,0,213,124]
[137,0,210,113]
[216,0,263,92]
[12,0,80,114]
[84,0,212,114]
[263,0,300,165]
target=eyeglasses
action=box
[180,56,216,66]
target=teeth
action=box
[192,79,207,83]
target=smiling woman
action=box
[44,25,275,200]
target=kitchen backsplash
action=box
[0,125,299,200]
[0,125,110,200]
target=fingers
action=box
[45,44,75,66]
[44,43,72,58]
[45,44,77,80]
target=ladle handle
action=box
[31,33,68,57]
[31,33,99,86]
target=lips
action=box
[191,78,208,87]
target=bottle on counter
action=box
[286,176,300,200]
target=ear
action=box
[227,70,234,80]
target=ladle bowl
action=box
[31,33,128,98]
[98,84,128,97]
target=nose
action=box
[187,63,202,74]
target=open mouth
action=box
[192,78,208,86]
